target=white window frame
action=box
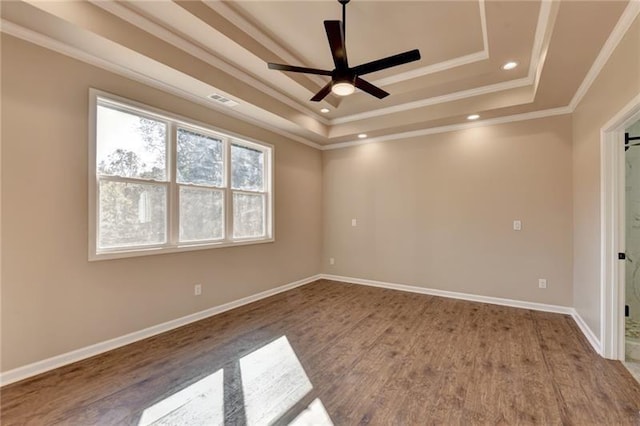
[88,89,274,261]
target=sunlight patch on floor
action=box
[138,369,224,425]
[240,336,313,425]
[289,398,334,426]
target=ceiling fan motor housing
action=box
[332,70,355,86]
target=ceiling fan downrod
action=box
[339,0,350,44]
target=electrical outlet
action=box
[194,284,202,296]
[352,218,357,227]
[538,279,547,289]
[513,220,522,231]
[329,257,335,265]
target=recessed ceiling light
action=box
[358,133,368,139]
[467,114,480,120]
[502,61,518,70]
[320,108,330,113]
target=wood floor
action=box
[3,279,640,425]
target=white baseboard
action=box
[1,273,606,386]
[321,274,574,314]
[0,274,322,387]
[570,310,603,355]
[320,274,603,354]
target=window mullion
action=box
[169,123,178,246]
[266,149,272,238]
[97,175,166,185]
[225,138,233,242]
[232,189,266,196]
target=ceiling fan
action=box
[267,0,421,103]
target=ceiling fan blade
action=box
[355,77,389,99]
[324,20,348,70]
[311,81,333,102]
[268,63,332,76]
[352,49,421,76]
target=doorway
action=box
[601,93,640,362]
[624,119,640,379]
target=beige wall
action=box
[2,12,638,375]
[0,35,323,372]
[572,15,640,340]
[322,115,574,306]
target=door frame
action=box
[601,92,640,360]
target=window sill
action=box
[89,238,275,261]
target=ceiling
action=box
[0,0,631,148]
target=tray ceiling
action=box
[0,0,631,147]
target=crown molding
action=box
[370,50,488,88]
[200,0,550,125]
[324,0,634,149]
[21,0,552,134]
[322,106,572,150]
[480,0,490,58]
[569,0,640,111]
[3,0,636,153]
[529,0,558,93]
[89,0,331,126]
[370,0,489,87]
[203,0,329,89]
[0,19,580,154]
[211,0,489,92]
[330,77,532,126]
[0,20,324,151]
[330,1,553,126]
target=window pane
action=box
[97,105,167,180]
[233,193,265,239]
[98,181,166,249]
[179,187,224,242]
[177,128,224,187]
[231,144,264,192]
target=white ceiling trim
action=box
[89,0,331,126]
[322,106,572,151]
[209,0,490,92]
[203,0,329,89]
[370,50,488,88]
[479,0,490,59]
[528,0,556,91]
[330,77,531,126]
[87,0,549,129]
[370,0,489,87]
[330,0,552,126]
[3,0,635,153]
[0,20,324,151]
[324,0,637,151]
[569,0,640,111]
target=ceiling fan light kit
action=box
[332,81,355,96]
[267,0,421,104]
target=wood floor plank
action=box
[2,280,640,425]
[323,292,433,424]
[533,312,640,425]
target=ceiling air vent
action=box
[207,93,238,107]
